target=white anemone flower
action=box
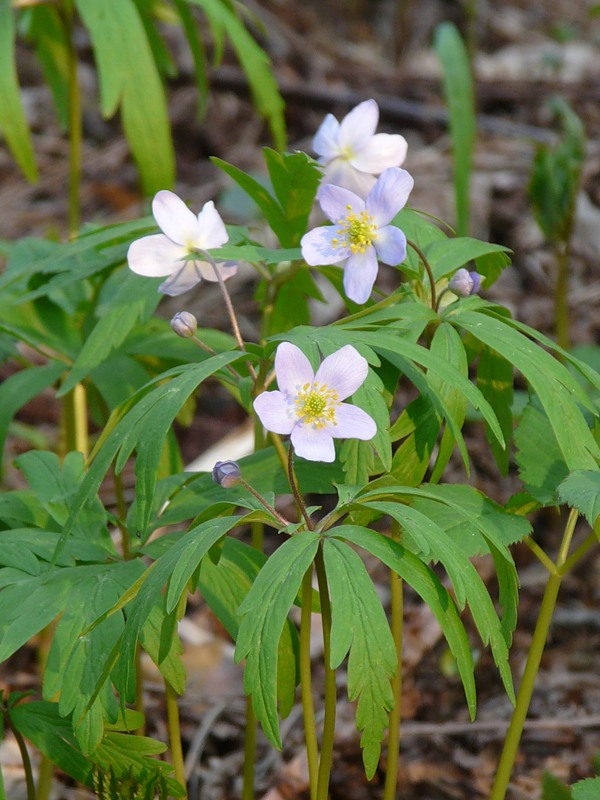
[313,99,408,197]
[253,342,377,462]
[127,190,237,296]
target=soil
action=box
[1,1,600,799]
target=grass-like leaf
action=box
[434,22,475,236]
[0,3,38,181]
[75,0,175,194]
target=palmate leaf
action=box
[199,537,299,719]
[56,350,244,557]
[558,470,600,527]
[58,269,162,396]
[9,701,184,797]
[476,344,514,475]
[188,0,286,150]
[331,525,476,717]
[426,237,511,283]
[515,401,569,505]
[0,361,65,473]
[75,0,174,195]
[451,306,600,470]
[358,498,514,700]
[0,2,38,181]
[235,533,320,748]
[572,777,600,800]
[429,322,468,481]
[0,218,156,297]
[93,516,243,705]
[323,538,396,778]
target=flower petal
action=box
[314,345,369,400]
[366,168,414,227]
[301,226,350,265]
[374,225,407,266]
[337,99,379,153]
[152,190,200,246]
[253,391,296,434]
[317,183,366,223]
[194,259,238,282]
[291,423,336,462]
[194,201,229,249]
[313,113,341,159]
[332,403,377,440]
[274,342,314,395]
[320,159,376,197]
[158,262,203,296]
[127,234,187,277]
[350,133,408,173]
[343,248,379,304]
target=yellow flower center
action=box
[331,205,377,255]
[295,382,340,428]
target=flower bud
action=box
[448,268,482,297]
[170,311,198,338]
[212,460,241,488]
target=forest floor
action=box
[2,1,600,798]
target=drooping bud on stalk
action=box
[448,268,482,297]
[170,311,198,338]
[212,460,242,488]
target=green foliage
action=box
[558,470,600,526]
[434,22,476,235]
[0,0,38,182]
[529,98,585,244]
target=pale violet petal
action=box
[194,201,229,249]
[337,99,379,153]
[152,190,200,246]
[343,248,379,304]
[301,226,350,265]
[159,262,203,296]
[313,113,341,159]
[374,225,407,266]
[291,423,336,462]
[350,133,408,173]
[253,391,296,434]
[366,168,414,227]
[320,159,376,197]
[314,345,369,400]
[127,234,187,277]
[317,183,365,222]
[194,259,238,282]
[332,403,377,440]
[274,342,314,396]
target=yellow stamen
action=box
[295,381,340,428]
[331,206,377,254]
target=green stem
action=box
[490,509,579,800]
[61,383,89,459]
[238,478,290,528]
[300,567,319,800]
[11,722,36,800]
[408,240,437,311]
[165,680,187,797]
[35,755,53,800]
[523,536,557,575]
[554,241,570,352]
[559,527,599,575]
[287,444,313,531]
[315,545,336,800]
[383,547,403,800]
[242,697,257,800]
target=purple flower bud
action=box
[170,311,198,338]
[448,268,482,297]
[212,460,241,488]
